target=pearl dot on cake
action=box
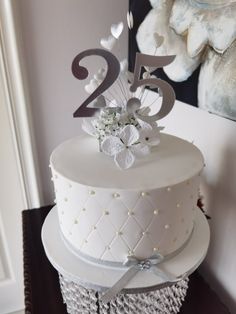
[153,247,159,252]
[153,209,159,215]
[128,211,134,216]
[176,203,181,208]
[141,191,148,197]
[164,224,170,229]
[167,187,171,192]
[128,250,134,256]
[116,231,123,236]
[89,190,95,195]
[106,246,111,250]
[104,210,109,215]
[113,192,120,198]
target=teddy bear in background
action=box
[137,0,236,121]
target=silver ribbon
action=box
[100,254,184,304]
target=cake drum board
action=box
[42,205,210,294]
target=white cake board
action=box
[41,206,210,293]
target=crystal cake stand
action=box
[42,206,210,313]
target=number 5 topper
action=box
[130,53,176,123]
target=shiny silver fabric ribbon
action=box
[100,254,184,304]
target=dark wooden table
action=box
[22,206,230,314]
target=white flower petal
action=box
[130,144,150,157]
[137,118,152,131]
[101,136,124,156]
[146,136,160,146]
[114,148,135,170]
[139,129,161,146]
[82,119,96,136]
[119,125,139,146]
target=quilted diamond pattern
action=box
[121,217,143,250]
[96,216,117,246]
[133,197,155,229]
[53,171,199,263]
[108,199,130,229]
[109,236,130,262]
[134,235,156,259]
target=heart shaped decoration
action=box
[85,78,99,94]
[127,71,134,83]
[89,95,106,108]
[120,59,128,73]
[127,11,134,30]
[111,22,124,39]
[94,68,106,81]
[100,35,116,50]
[153,32,164,48]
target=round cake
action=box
[50,133,204,265]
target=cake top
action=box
[50,133,204,190]
[71,18,177,170]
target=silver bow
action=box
[100,254,183,304]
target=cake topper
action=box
[72,15,176,169]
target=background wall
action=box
[15,0,129,203]
[15,0,235,313]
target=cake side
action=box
[50,133,204,264]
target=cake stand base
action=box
[42,206,210,313]
[59,273,189,314]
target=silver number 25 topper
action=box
[71,49,175,124]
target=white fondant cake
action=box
[50,133,204,264]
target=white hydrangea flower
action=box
[101,125,149,169]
